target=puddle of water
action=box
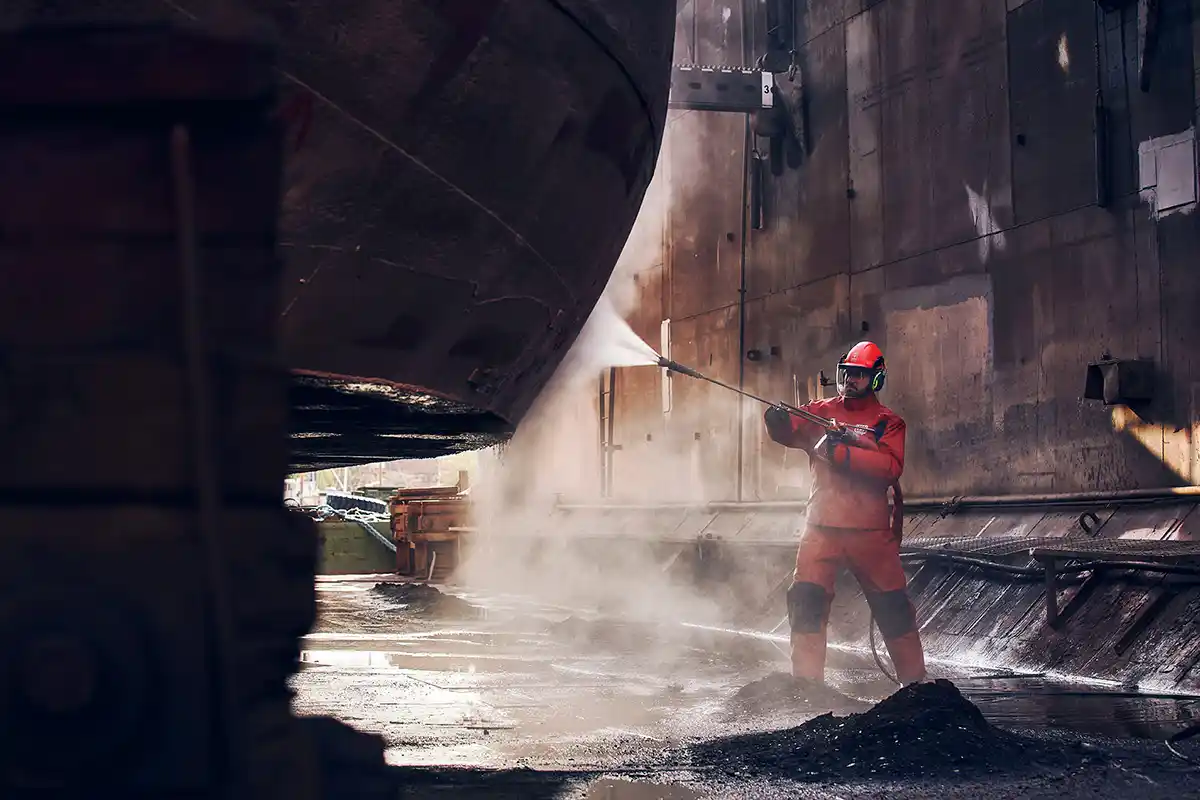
[299,648,558,674]
[959,683,1200,740]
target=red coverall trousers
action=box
[789,525,926,684]
[766,394,925,684]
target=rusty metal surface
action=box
[4,1,677,467]
[665,112,745,322]
[1008,0,1100,225]
[593,0,1200,501]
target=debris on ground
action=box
[697,679,1076,781]
[370,582,478,618]
[727,672,871,715]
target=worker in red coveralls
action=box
[763,341,926,685]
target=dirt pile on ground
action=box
[727,672,870,715]
[697,679,1073,781]
[370,582,478,618]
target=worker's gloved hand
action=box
[763,405,793,441]
[810,434,850,467]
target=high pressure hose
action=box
[869,614,901,686]
[1167,721,1200,766]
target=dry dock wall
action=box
[506,0,1200,504]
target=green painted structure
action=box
[316,521,395,575]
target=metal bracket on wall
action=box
[668,64,773,113]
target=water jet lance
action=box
[657,357,883,450]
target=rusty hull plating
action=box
[3,1,678,469]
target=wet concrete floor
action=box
[292,576,1200,798]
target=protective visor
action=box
[836,364,876,394]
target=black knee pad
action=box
[786,581,831,634]
[865,589,917,638]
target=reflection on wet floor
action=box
[292,577,1200,772]
[959,683,1200,740]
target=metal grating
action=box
[905,534,1200,561]
[902,534,1072,557]
[1032,538,1200,561]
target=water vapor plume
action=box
[455,85,763,682]
[570,294,661,372]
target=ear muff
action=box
[870,355,886,392]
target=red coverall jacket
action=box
[764,394,905,533]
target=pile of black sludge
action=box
[370,582,478,618]
[727,672,869,715]
[697,679,1073,781]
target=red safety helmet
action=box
[836,341,886,397]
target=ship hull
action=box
[4,0,676,469]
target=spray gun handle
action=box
[778,402,882,452]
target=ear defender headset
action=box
[837,342,887,394]
[870,358,887,392]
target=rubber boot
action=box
[790,631,828,683]
[883,631,927,684]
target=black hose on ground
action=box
[868,613,901,686]
[1166,721,1200,766]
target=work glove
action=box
[763,405,793,441]
[811,433,850,468]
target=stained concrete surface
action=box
[292,576,1200,798]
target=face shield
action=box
[836,365,875,399]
